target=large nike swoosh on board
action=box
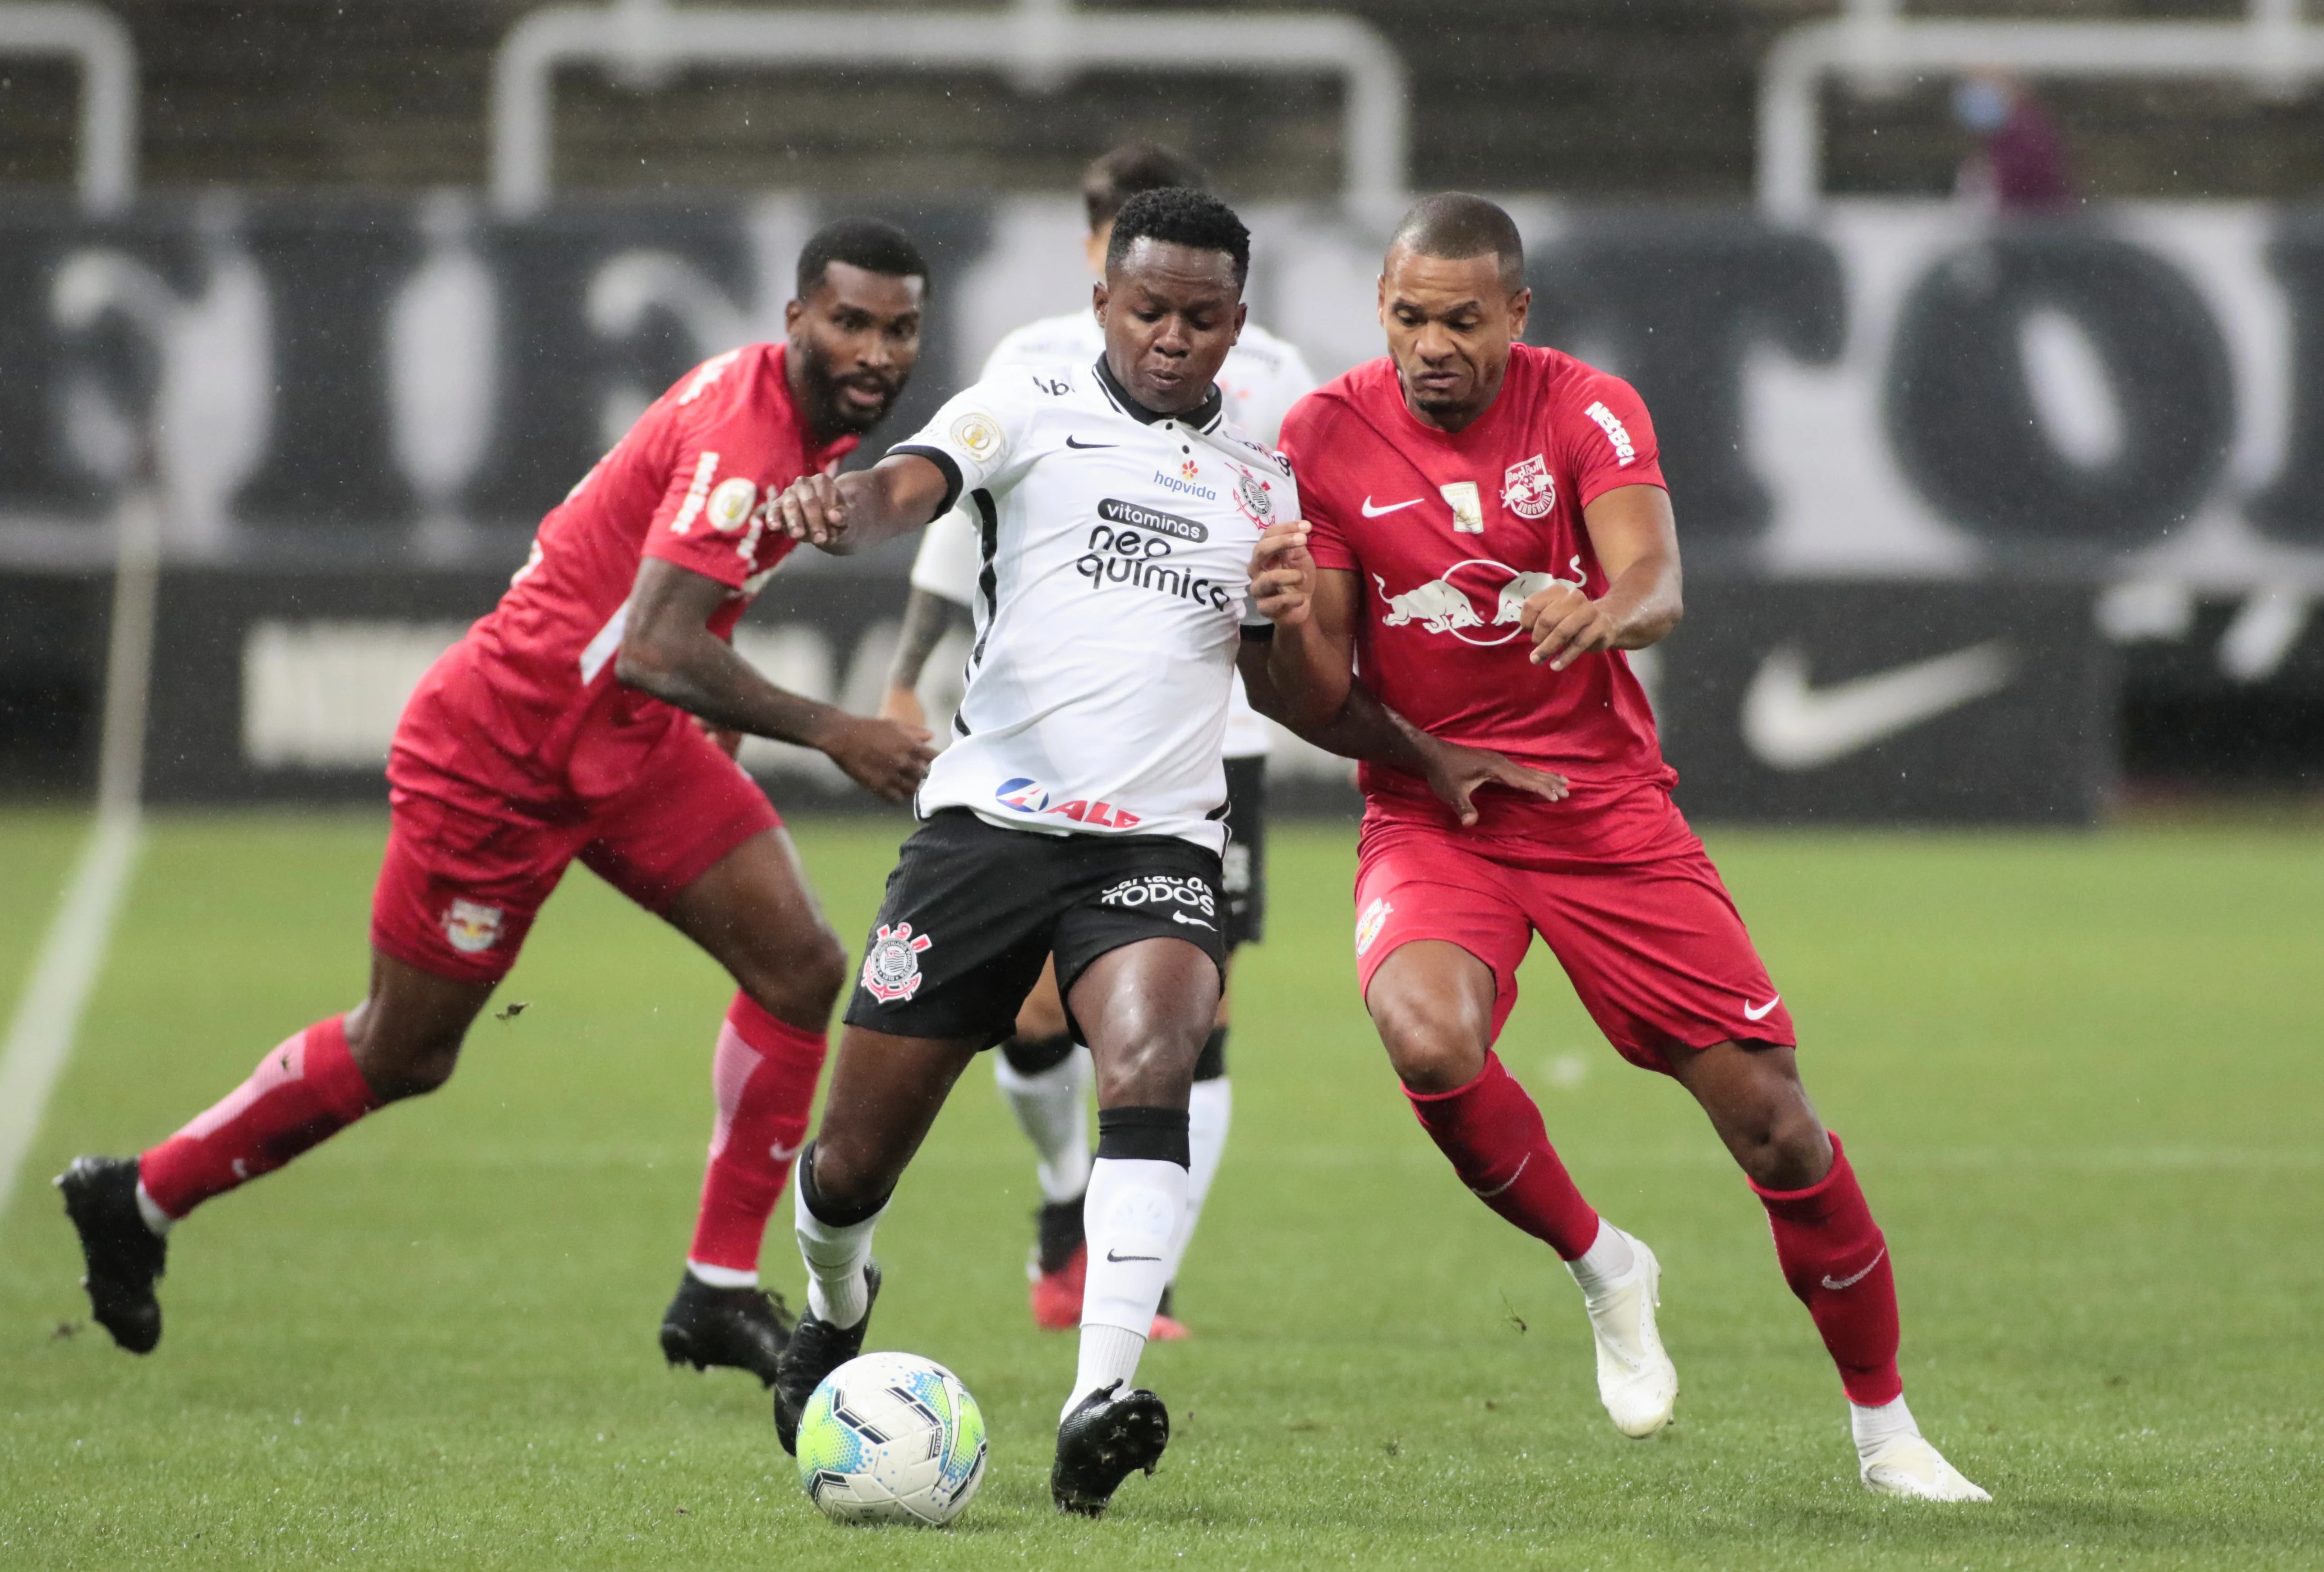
[1741,641,2015,771]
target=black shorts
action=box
[1220,753,1268,950]
[844,809,1228,1044]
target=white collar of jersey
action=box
[1090,355,1225,434]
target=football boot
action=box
[1581,1229,1678,1438]
[1051,1379,1170,1517]
[659,1271,794,1386]
[773,1260,881,1455]
[1861,1435,1992,1502]
[56,1156,166,1354]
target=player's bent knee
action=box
[742,923,848,1020]
[1370,996,1488,1095]
[1729,1106,1831,1191]
[358,1038,464,1102]
[804,1135,895,1218]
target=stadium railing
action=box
[1760,0,2324,219]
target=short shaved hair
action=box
[1388,192,1525,292]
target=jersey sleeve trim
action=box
[890,444,964,520]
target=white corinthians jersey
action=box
[911,310,1316,758]
[893,357,1296,854]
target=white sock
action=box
[995,1044,1094,1203]
[793,1179,880,1328]
[134,1182,173,1238]
[685,1260,757,1290]
[1069,1324,1148,1420]
[1162,1076,1232,1284]
[1565,1218,1638,1305]
[1851,1393,1921,1463]
[1066,1155,1186,1417]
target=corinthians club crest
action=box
[861,921,934,1003]
[1233,467,1275,525]
[1501,455,1556,520]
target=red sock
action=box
[139,1016,379,1220]
[1405,1051,1600,1260]
[1752,1132,1903,1406]
[686,992,826,1275]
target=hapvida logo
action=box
[1151,469,1218,502]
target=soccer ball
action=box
[793,1352,988,1526]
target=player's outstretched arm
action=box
[616,557,936,802]
[1519,484,1683,671]
[773,452,952,554]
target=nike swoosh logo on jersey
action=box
[1171,912,1215,930]
[1362,495,1423,516]
[1106,1249,1162,1263]
[1821,1248,1886,1292]
[1744,996,1781,1022]
[1065,436,1118,449]
[1741,641,2015,771]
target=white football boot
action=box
[1859,1435,1992,1502]
[1580,1229,1678,1438]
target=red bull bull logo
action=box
[1371,556,1587,647]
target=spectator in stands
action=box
[1953,70,2073,211]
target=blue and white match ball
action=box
[793,1352,988,1526]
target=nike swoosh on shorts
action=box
[1106,1249,1161,1263]
[1744,996,1781,1021]
[1172,912,1214,929]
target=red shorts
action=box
[371,715,780,986]
[1352,788,1793,1074]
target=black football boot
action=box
[55,1156,167,1354]
[772,1260,881,1455]
[659,1272,795,1386]
[1051,1379,1171,1517]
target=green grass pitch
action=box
[0,808,2317,1568]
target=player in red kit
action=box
[1260,194,1988,1501]
[56,219,940,1390]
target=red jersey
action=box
[1280,344,1673,838]
[395,342,855,807]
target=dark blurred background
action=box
[4,0,2322,818]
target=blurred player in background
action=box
[1263,194,1990,1502]
[882,142,1316,1339]
[57,220,938,1390]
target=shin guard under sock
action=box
[1405,1050,1600,1260]
[1752,1132,1903,1407]
[138,1016,379,1220]
[1068,1107,1188,1416]
[687,991,827,1280]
